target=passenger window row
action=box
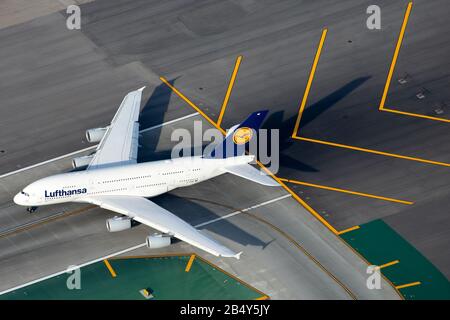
[136,182,166,188]
[179,178,199,183]
[88,188,127,195]
[161,171,184,176]
[102,175,151,184]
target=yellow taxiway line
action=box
[160,71,389,236]
[378,260,400,270]
[290,15,450,166]
[256,161,341,234]
[381,107,450,123]
[217,56,243,128]
[103,259,117,278]
[279,178,414,205]
[395,281,421,290]
[379,2,449,122]
[292,29,327,137]
[160,76,341,235]
[159,67,411,300]
[337,226,360,235]
[160,77,224,134]
[379,2,412,111]
[185,254,196,272]
[294,136,450,167]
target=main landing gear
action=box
[26,206,38,213]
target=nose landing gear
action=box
[26,206,38,213]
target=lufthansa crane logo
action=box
[233,127,253,145]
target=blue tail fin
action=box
[205,110,269,159]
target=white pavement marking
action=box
[0,113,199,179]
[0,243,147,295]
[140,113,199,133]
[195,194,292,227]
[0,194,291,295]
[0,146,97,179]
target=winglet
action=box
[137,86,146,92]
[234,251,243,260]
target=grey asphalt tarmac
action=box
[0,115,398,299]
[0,0,448,298]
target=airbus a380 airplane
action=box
[13,87,279,259]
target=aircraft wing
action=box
[87,87,145,170]
[82,195,242,259]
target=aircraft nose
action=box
[13,193,26,206]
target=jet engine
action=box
[71,155,94,169]
[106,216,132,232]
[146,234,171,249]
[85,127,107,143]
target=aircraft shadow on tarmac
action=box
[127,81,269,248]
[70,76,370,249]
[263,76,371,172]
[138,79,267,248]
[137,76,370,167]
[151,193,270,248]
[138,78,177,159]
[134,77,372,249]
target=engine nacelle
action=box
[146,234,171,249]
[106,216,132,232]
[72,155,94,169]
[86,127,107,143]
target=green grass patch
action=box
[341,219,450,299]
[0,255,263,300]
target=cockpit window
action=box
[21,191,29,197]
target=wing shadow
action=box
[137,79,177,161]
[151,193,269,248]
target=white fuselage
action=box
[14,156,253,207]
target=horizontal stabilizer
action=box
[224,164,279,187]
